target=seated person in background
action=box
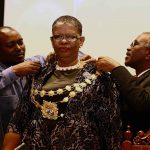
[96,32,150,136]
[3,15,122,150]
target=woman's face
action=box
[51,22,85,64]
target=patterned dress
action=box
[8,62,123,150]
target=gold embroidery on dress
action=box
[31,73,97,120]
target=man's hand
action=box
[80,55,96,66]
[96,56,120,72]
[45,52,56,65]
[12,61,41,76]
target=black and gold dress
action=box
[8,62,123,150]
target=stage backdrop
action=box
[4,0,150,73]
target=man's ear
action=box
[145,49,150,60]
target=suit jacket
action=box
[111,66,150,135]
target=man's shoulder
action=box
[25,55,46,66]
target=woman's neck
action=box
[57,59,78,67]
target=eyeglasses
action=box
[130,40,138,48]
[51,35,81,42]
[130,40,149,48]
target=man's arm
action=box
[0,61,41,90]
[96,57,150,112]
[0,54,46,90]
[111,66,150,112]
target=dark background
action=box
[0,0,5,26]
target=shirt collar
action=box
[137,69,150,77]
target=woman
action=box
[3,15,122,150]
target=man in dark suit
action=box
[96,32,150,135]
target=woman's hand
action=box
[2,132,21,150]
